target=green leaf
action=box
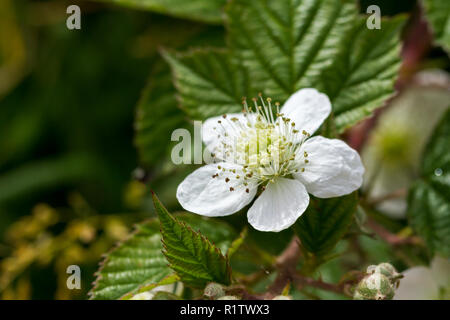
[178,214,238,254]
[135,27,225,167]
[153,192,233,288]
[89,213,236,299]
[408,108,450,257]
[167,0,404,131]
[135,61,186,166]
[319,16,405,132]
[95,0,226,24]
[227,0,358,100]
[89,219,171,300]
[423,0,450,53]
[162,48,247,120]
[294,192,358,256]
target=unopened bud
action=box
[367,262,402,287]
[354,273,395,300]
[203,282,225,299]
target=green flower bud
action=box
[354,273,395,300]
[367,262,402,287]
[203,282,226,299]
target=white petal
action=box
[176,162,257,217]
[202,113,251,157]
[280,88,331,135]
[247,178,309,232]
[430,256,450,286]
[294,136,364,198]
[394,267,438,300]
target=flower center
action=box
[210,94,311,190]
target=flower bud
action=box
[203,282,225,299]
[366,262,402,287]
[353,273,395,300]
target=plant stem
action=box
[366,218,422,246]
[260,237,354,299]
[263,236,301,299]
[292,273,350,297]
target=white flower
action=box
[177,89,364,232]
[394,257,450,300]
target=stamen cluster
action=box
[210,94,311,192]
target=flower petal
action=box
[394,267,438,300]
[294,136,364,198]
[202,113,251,158]
[176,162,257,217]
[430,256,450,286]
[247,178,309,232]
[280,88,331,135]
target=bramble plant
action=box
[3,0,447,301]
[84,0,450,301]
